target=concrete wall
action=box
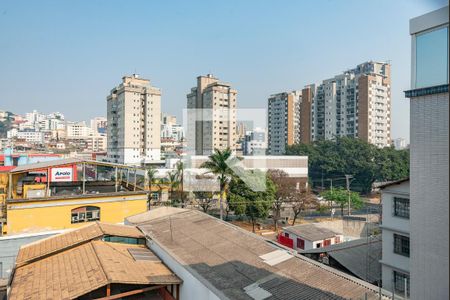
[314,217,379,238]
[410,91,449,300]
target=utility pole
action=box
[345,174,353,216]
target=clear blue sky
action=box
[0,0,447,142]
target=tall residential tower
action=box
[302,61,392,148]
[186,74,237,155]
[107,74,161,165]
[267,91,301,155]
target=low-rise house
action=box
[280,223,343,251]
[8,222,182,300]
[379,179,410,297]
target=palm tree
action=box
[200,148,236,220]
[175,160,185,207]
[167,170,180,206]
[147,167,158,210]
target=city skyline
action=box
[0,0,447,144]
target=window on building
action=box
[393,271,410,297]
[394,197,410,218]
[394,234,410,257]
[415,25,449,88]
[323,239,331,247]
[71,206,100,223]
[297,238,305,250]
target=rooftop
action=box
[300,236,382,284]
[128,208,382,299]
[283,223,340,241]
[9,222,181,300]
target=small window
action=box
[394,270,410,297]
[394,234,410,257]
[394,197,410,218]
[71,206,100,224]
[323,239,331,247]
[297,238,305,250]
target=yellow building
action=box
[6,191,148,235]
[2,158,150,235]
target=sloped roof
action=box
[134,208,382,299]
[283,223,340,241]
[15,222,143,266]
[301,236,382,283]
[9,223,180,300]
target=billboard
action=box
[51,167,73,182]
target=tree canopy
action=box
[286,137,409,193]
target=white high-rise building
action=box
[267,91,301,155]
[303,61,391,148]
[186,74,237,155]
[107,74,161,165]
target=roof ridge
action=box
[90,240,113,283]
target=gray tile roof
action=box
[133,208,383,300]
[283,223,340,241]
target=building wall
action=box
[283,230,343,251]
[308,61,391,147]
[107,75,161,165]
[267,91,301,155]
[186,75,237,155]
[408,7,449,300]
[410,92,448,300]
[5,194,147,234]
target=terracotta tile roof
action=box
[15,222,103,266]
[92,241,181,285]
[137,208,383,299]
[9,223,180,300]
[10,243,108,300]
[97,222,144,239]
[14,222,145,267]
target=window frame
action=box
[393,233,410,257]
[393,270,410,296]
[71,206,101,224]
[393,197,410,219]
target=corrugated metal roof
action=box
[283,223,340,241]
[10,158,145,173]
[301,236,382,283]
[10,158,83,173]
[135,208,382,299]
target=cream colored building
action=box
[186,74,237,155]
[107,74,161,165]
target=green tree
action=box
[201,148,237,220]
[320,187,363,217]
[228,172,276,232]
[286,137,409,193]
[194,191,215,213]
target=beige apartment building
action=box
[301,61,391,148]
[107,74,161,165]
[267,91,301,155]
[186,74,237,155]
